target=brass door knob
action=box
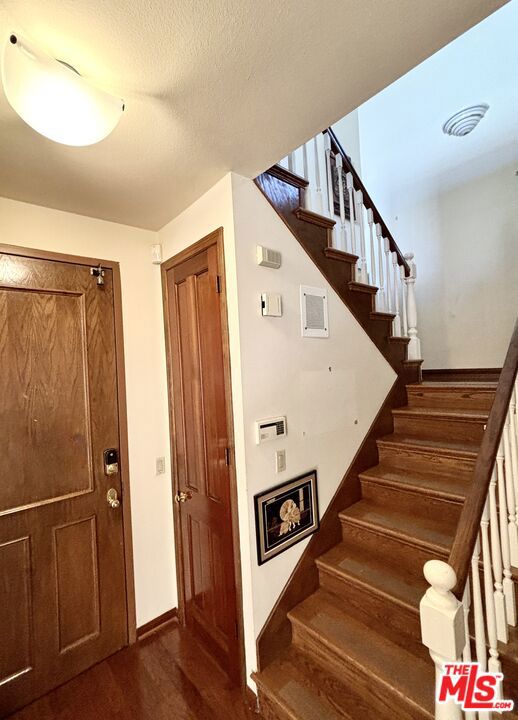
[107,488,120,508]
[175,490,192,503]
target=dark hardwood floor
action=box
[7,620,257,720]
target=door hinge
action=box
[224,447,231,466]
[216,275,222,294]
[90,264,105,286]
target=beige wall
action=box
[0,196,176,627]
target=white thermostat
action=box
[255,416,287,444]
[261,292,282,317]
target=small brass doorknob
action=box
[175,490,192,504]
[107,488,120,508]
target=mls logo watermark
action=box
[438,663,514,713]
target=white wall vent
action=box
[442,104,489,137]
[300,285,329,338]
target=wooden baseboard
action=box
[137,608,178,639]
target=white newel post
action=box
[420,560,465,720]
[404,252,422,360]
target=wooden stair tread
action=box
[347,281,378,295]
[288,590,434,717]
[392,406,489,421]
[359,463,470,502]
[323,247,358,264]
[267,164,308,188]
[295,207,336,229]
[316,542,424,613]
[370,310,396,321]
[378,433,480,458]
[340,500,455,554]
[254,650,370,720]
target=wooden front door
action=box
[0,250,129,716]
[163,230,242,684]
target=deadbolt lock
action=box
[104,448,119,476]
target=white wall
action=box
[355,0,518,368]
[0,197,176,627]
[332,109,362,173]
[230,174,394,669]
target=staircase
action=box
[254,378,518,719]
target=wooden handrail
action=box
[324,127,410,276]
[449,317,518,598]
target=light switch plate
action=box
[156,456,166,475]
[276,449,286,473]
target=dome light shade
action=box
[2,33,124,146]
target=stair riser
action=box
[339,521,447,574]
[393,414,486,444]
[407,387,495,411]
[360,480,462,523]
[290,621,433,720]
[377,442,476,475]
[316,565,425,658]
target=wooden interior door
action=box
[0,250,129,717]
[163,231,241,684]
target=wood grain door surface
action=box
[0,252,128,717]
[164,240,240,683]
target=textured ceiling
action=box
[0,0,507,230]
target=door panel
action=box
[164,237,240,684]
[0,251,128,717]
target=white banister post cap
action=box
[423,559,457,593]
[404,252,414,261]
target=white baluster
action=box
[287,152,295,174]
[497,441,517,625]
[384,239,392,313]
[367,208,377,287]
[375,224,385,311]
[400,265,408,336]
[355,190,368,284]
[502,420,518,567]
[503,413,518,562]
[462,583,477,720]
[420,560,465,720]
[391,253,402,336]
[509,395,518,530]
[312,136,324,215]
[481,499,503,681]
[471,538,487,671]
[489,466,509,642]
[345,173,357,261]
[302,142,311,210]
[404,252,422,360]
[335,154,347,253]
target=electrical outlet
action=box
[156,457,166,475]
[276,449,286,473]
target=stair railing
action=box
[280,127,421,359]
[419,319,518,719]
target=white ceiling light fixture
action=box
[1,33,124,146]
[442,104,489,137]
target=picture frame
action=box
[254,470,319,565]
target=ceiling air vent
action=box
[442,104,489,137]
